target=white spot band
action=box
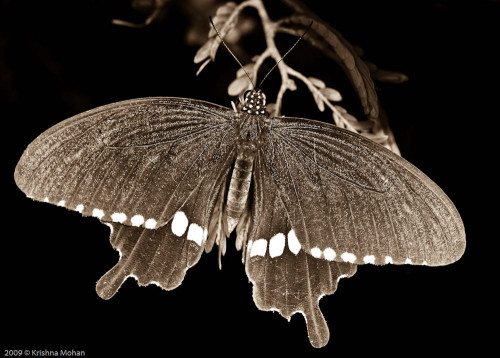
[269,233,285,258]
[363,255,376,264]
[341,252,356,263]
[131,215,144,227]
[111,212,127,224]
[250,239,267,257]
[323,248,336,261]
[311,247,322,258]
[145,218,157,229]
[171,211,188,237]
[92,208,104,219]
[287,229,301,255]
[187,223,204,246]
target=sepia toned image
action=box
[2,0,495,356]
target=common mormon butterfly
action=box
[14,18,465,348]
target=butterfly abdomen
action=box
[226,145,255,233]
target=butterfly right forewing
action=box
[259,115,465,267]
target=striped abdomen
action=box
[226,146,255,233]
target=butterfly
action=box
[13,21,465,348]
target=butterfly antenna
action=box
[258,20,314,89]
[209,16,256,89]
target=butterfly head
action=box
[240,89,267,116]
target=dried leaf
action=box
[266,103,277,116]
[332,112,345,127]
[216,1,237,16]
[278,15,379,121]
[236,63,255,78]
[372,69,409,83]
[332,107,373,132]
[208,1,239,38]
[313,92,325,112]
[308,76,326,89]
[351,119,374,132]
[208,2,238,37]
[228,76,251,96]
[194,39,213,64]
[338,110,358,125]
[334,105,347,114]
[196,58,211,76]
[208,17,230,37]
[360,131,389,143]
[320,87,342,102]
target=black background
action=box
[2,0,496,356]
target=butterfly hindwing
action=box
[259,116,465,267]
[245,154,358,348]
[14,97,237,229]
[97,153,232,299]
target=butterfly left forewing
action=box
[259,116,465,267]
[15,97,237,228]
[244,153,357,348]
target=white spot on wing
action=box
[287,229,301,255]
[57,200,65,207]
[269,233,286,258]
[92,208,104,219]
[187,223,204,246]
[145,218,157,229]
[250,239,267,257]
[385,256,393,264]
[111,212,127,224]
[247,240,253,255]
[75,204,84,213]
[341,252,356,263]
[405,258,413,265]
[363,255,376,264]
[131,215,145,227]
[323,248,336,261]
[171,211,188,236]
[311,247,322,258]
[43,197,49,203]
[422,260,428,266]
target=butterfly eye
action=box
[243,90,252,101]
